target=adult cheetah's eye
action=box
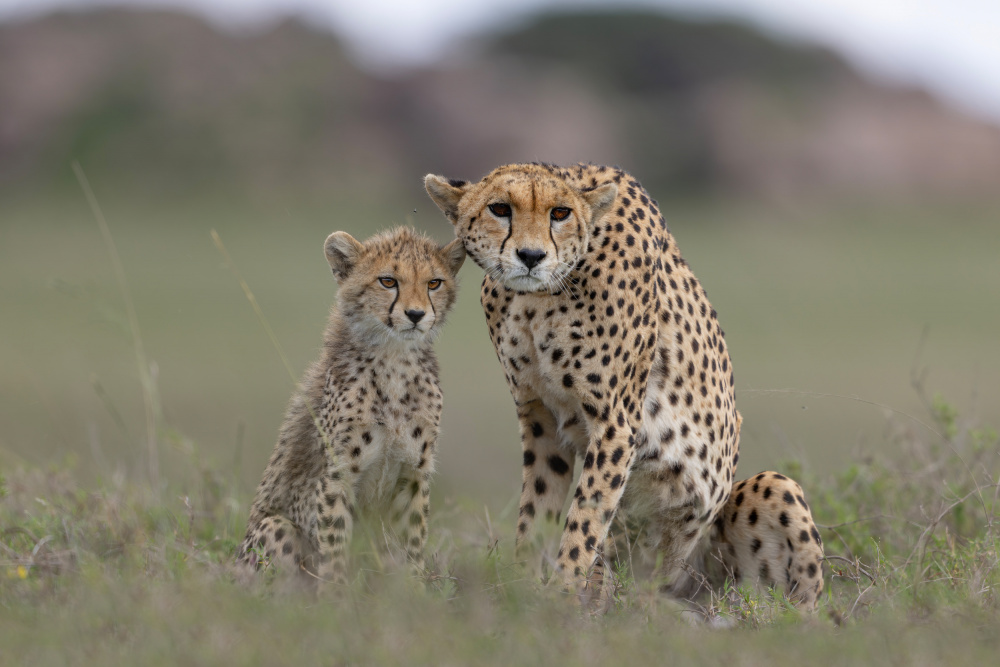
[428,279,443,290]
[551,207,571,222]
[378,277,397,289]
[488,203,511,218]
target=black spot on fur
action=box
[548,455,570,475]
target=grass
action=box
[0,396,997,665]
[1,188,999,662]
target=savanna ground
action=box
[1,184,999,664]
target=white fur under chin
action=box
[396,327,427,341]
[349,317,437,352]
[503,274,547,292]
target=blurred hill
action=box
[2,8,999,202]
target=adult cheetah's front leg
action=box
[555,405,638,585]
[514,400,576,555]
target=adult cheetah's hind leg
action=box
[708,471,825,612]
[236,515,318,588]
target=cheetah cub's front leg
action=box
[388,472,433,571]
[709,471,825,611]
[236,227,465,593]
[313,442,360,588]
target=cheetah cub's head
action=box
[424,165,617,293]
[324,227,465,345]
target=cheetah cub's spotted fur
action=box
[426,163,824,609]
[236,227,465,590]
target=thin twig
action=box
[816,515,894,529]
[73,161,159,491]
[848,580,877,619]
[739,388,947,444]
[210,230,331,450]
[741,387,989,526]
[903,487,982,570]
[210,230,299,388]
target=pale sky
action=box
[3,0,1000,123]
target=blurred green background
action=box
[1,7,998,507]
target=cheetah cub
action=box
[236,227,465,590]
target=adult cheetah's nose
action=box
[405,309,426,324]
[516,248,547,270]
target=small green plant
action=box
[931,393,960,439]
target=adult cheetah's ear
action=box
[424,174,468,224]
[324,231,365,281]
[581,182,618,224]
[439,237,466,276]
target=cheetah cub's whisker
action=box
[236,227,465,591]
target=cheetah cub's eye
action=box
[551,207,571,222]
[488,203,511,218]
[427,279,443,290]
[378,277,397,288]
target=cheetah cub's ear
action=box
[324,231,365,281]
[439,237,467,276]
[581,182,618,224]
[424,174,469,224]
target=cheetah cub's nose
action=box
[405,309,426,324]
[516,248,547,269]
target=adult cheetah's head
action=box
[424,165,616,293]
[324,227,466,345]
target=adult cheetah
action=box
[236,227,465,590]
[425,163,823,608]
